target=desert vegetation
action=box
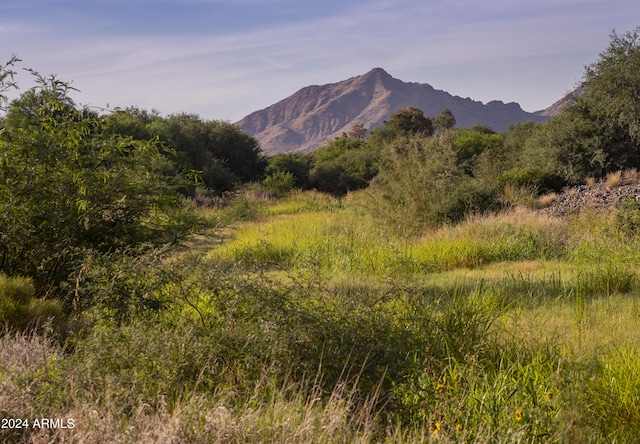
[2,28,640,443]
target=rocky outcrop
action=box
[540,183,640,216]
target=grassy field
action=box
[2,190,640,442]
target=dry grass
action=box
[622,168,640,185]
[537,192,558,208]
[585,176,597,186]
[604,170,623,188]
[499,183,538,209]
[1,342,385,443]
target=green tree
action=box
[585,28,640,145]
[309,135,379,195]
[433,108,456,135]
[0,73,188,296]
[0,55,20,111]
[453,127,504,175]
[386,106,434,137]
[521,27,640,184]
[266,153,312,189]
[102,110,267,193]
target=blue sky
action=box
[1,0,639,121]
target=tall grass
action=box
[5,190,640,442]
[210,207,571,280]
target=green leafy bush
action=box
[434,180,501,224]
[0,274,63,331]
[615,197,640,237]
[0,73,192,295]
[499,167,564,192]
[263,171,296,196]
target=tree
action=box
[433,108,456,135]
[0,55,20,111]
[585,28,640,144]
[525,27,640,183]
[453,127,504,174]
[386,106,434,137]
[102,110,267,194]
[346,123,367,140]
[266,153,312,189]
[0,72,188,296]
[308,135,378,195]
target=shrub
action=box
[0,274,63,331]
[0,74,192,296]
[499,167,564,193]
[263,171,296,197]
[434,181,501,225]
[615,197,640,237]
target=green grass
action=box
[4,191,640,442]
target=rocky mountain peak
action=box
[236,69,550,155]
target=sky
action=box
[1,0,639,122]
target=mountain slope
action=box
[237,68,550,154]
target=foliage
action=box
[453,127,504,175]
[370,133,462,232]
[433,180,502,225]
[0,274,63,331]
[0,54,20,110]
[0,72,191,296]
[309,135,379,195]
[520,27,640,184]
[433,108,456,135]
[615,197,640,237]
[499,167,564,193]
[385,105,434,137]
[265,153,311,189]
[102,109,267,193]
[263,171,296,196]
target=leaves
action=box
[0,72,189,295]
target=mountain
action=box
[236,68,550,155]
[535,86,584,117]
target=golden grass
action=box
[537,192,558,208]
[622,168,640,184]
[604,170,623,188]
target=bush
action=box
[370,134,461,232]
[434,181,501,225]
[263,171,296,197]
[499,167,564,193]
[615,197,640,237]
[0,74,192,295]
[0,274,63,331]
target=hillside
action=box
[237,68,550,154]
[535,85,584,117]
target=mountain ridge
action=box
[237,68,551,155]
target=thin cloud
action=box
[1,0,639,120]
